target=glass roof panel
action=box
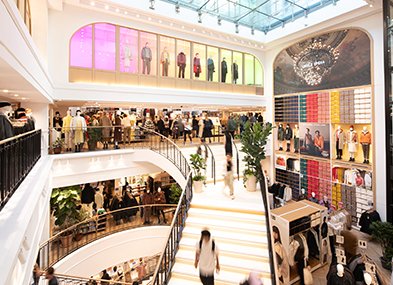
[158,0,337,32]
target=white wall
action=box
[262,10,387,220]
[30,0,49,65]
[54,226,170,277]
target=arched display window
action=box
[70,24,93,68]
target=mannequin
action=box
[284,124,293,152]
[160,47,170,77]
[221,57,227,83]
[114,112,122,149]
[293,124,299,153]
[207,56,215,81]
[320,195,330,211]
[232,60,239,84]
[154,187,167,224]
[309,192,318,203]
[347,125,358,162]
[141,42,152,75]
[298,188,307,200]
[71,110,87,152]
[360,126,371,164]
[193,53,201,78]
[123,39,132,72]
[95,186,104,209]
[130,113,137,141]
[177,51,186,78]
[0,102,14,141]
[277,124,285,151]
[62,110,73,151]
[335,126,345,160]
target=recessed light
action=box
[105,5,109,10]
[192,28,196,32]
[116,8,120,13]
[124,11,128,15]
[181,25,185,29]
[136,14,140,18]
[158,19,162,23]
[148,17,152,21]
[14,94,19,97]
[261,45,264,48]
[90,1,95,6]
[3,89,9,93]
[202,30,206,34]
[170,23,173,26]
[21,97,27,100]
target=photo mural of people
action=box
[273,29,371,95]
[299,123,330,158]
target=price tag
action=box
[335,248,345,257]
[336,235,344,244]
[358,240,367,249]
[338,255,346,265]
[365,262,376,274]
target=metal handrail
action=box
[149,173,193,285]
[39,204,177,269]
[203,143,216,184]
[230,134,240,181]
[0,129,38,145]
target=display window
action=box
[232,52,243,84]
[206,46,219,82]
[70,25,93,68]
[192,43,206,81]
[245,54,255,85]
[176,40,190,79]
[139,32,157,76]
[255,58,263,86]
[94,23,116,71]
[220,49,232,84]
[159,36,176,77]
[119,27,138,73]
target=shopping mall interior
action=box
[0,0,392,285]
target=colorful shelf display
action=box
[274,96,299,123]
[299,92,330,123]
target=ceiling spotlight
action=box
[251,26,255,35]
[217,16,222,26]
[149,0,155,10]
[14,94,19,97]
[90,1,95,6]
[115,8,120,13]
[124,11,128,15]
[235,22,239,34]
[198,10,202,23]
[105,4,109,10]
[175,3,180,13]
[3,89,9,93]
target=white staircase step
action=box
[179,237,269,260]
[187,207,265,223]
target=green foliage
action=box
[370,221,393,260]
[169,184,182,204]
[52,137,64,149]
[190,153,206,182]
[240,122,273,183]
[50,186,83,230]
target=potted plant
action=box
[240,122,273,192]
[52,137,64,154]
[50,186,83,247]
[87,115,102,151]
[190,153,206,193]
[169,183,182,204]
[370,221,393,270]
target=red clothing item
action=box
[314,135,324,149]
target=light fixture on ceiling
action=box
[217,16,222,26]
[251,26,255,35]
[124,11,128,15]
[175,3,180,13]
[116,8,120,13]
[148,17,152,21]
[2,89,9,93]
[235,22,239,34]
[105,4,109,10]
[90,1,95,6]
[198,10,202,23]
[149,0,155,10]
[14,94,19,97]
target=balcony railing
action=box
[39,204,177,270]
[0,129,41,210]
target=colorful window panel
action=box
[119,27,138,73]
[94,23,116,71]
[70,25,93,68]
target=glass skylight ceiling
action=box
[159,0,337,33]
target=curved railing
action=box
[230,134,240,181]
[38,204,176,269]
[50,126,190,179]
[203,143,216,184]
[149,172,193,285]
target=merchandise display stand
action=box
[273,86,374,227]
[271,200,328,284]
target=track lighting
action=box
[198,10,202,23]
[175,3,180,13]
[251,26,255,35]
[149,0,155,10]
[217,16,222,26]
[235,22,239,34]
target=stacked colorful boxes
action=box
[317,92,330,123]
[300,159,308,195]
[318,161,331,199]
[274,97,284,122]
[330,91,340,124]
[340,89,355,123]
[331,183,342,209]
[299,95,307,123]
[307,93,319,122]
[354,88,372,124]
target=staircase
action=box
[168,181,272,285]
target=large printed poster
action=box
[274,29,371,95]
[299,123,330,158]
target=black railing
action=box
[50,126,190,179]
[39,204,177,270]
[203,143,216,184]
[230,134,240,181]
[0,129,41,210]
[149,173,193,285]
[41,273,135,285]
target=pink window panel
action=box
[94,23,116,71]
[119,27,138,73]
[70,25,93,68]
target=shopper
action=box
[157,116,165,138]
[272,226,289,284]
[142,189,154,224]
[223,155,234,199]
[177,115,184,138]
[45,267,58,285]
[183,115,193,145]
[192,115,199,138]
[154,187,167,224]
[101,269,111,285]
[172,119,179,141]
[100,112,112,149]
[194,230,220,285]
[224,131,233,157]
[32,263,42,285]
[227,115,237,138]
[163,116,170,137]
[121,114,132,144]
[136,258,146,282]
[202,115,213,143]
[198,115,205,140]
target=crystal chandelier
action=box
[293,40,340,86]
